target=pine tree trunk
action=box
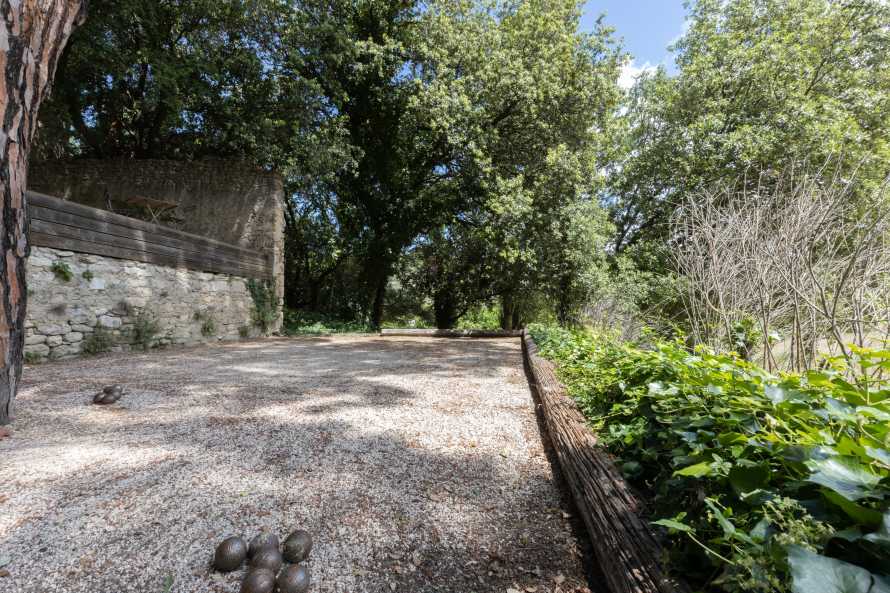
[0,0,87,425]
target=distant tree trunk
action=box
[433,290,458,329]
[370,269,387,329]
[1,0,87,425]
[500,294,516,331]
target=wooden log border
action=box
[521,331,686,593]
[27,191,273,280]
[379,328,523,338]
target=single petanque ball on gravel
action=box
[282,530,313,563]
[240,568,276,593]
[248,531,280,558]
[250,547,283,573]
[102,385,122,395]
[214,536,248,572]
[276,564,311,593]
[99,391,119,405]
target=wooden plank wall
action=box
[27,191,273,280]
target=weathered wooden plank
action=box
[31,231,272,280]
[28,191,257,253]
[26,191,274,279]
[28,191,268,264]
[31,204,268,267]
[380,328,523,338]
[521,331,686,593]
[30,218,269,277]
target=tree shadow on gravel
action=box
[4,337,592,593]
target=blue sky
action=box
[580,1,688,86]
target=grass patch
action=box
[283,310,371,335]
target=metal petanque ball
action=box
[282,530,313,563]
[214,536,248,572]
[250,547,283,573]
[276,564,311,593]
[248,531,280,558]
[240,568,276,593]
[103,385,122,395]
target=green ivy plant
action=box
[247,279,278,334]
[131,310,161,351]
[530,325,890,593]
[50,261,73,282]
[82,327,114,355]
[193,309,217,337]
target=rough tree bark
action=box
[1,0,87,426]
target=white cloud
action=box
[618,60,658,90]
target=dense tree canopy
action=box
[609,0,890,252]
[34,0,890,332]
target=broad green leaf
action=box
[787,545,890,593]
[652,518,694,533]
[805,457,882,501]
[674,461,712,478]
[729,463,770,496]
[823,490,883,527]
[864,447,890,467]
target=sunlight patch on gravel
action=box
[0,336,590,593]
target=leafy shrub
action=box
[131,309,161,351]
[283,310,371,335]
[81,269,94,282]
[238,325,250,339]
[247,279,278,334]
[194,309,217,337]
[24,351,43,364]
[82,327,114,355]
[530,325,890,593]
[51,261,73,282]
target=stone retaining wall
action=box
[25,246,261,361]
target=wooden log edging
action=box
[521,331,685,593]
[380,328,523,338]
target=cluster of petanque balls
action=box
[92,385,124,405]
[214,529,313,593]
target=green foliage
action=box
[238,325,250,339]
[24,352,43,364]
[81,270,94,282]
[82,327,114,355]
[456,304,502,331]
[193,309,217,338]
[610,0,890,252]
[131,310,161,351]
[50,261,73,282]
[531,325,890,593]
[247,279,278,334]
[283,310,371,336]
[36,0,312,166]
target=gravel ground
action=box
[0,336,591,593]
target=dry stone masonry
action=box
[25,246,259,361]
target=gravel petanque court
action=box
[0,336,591,593]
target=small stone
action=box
[214,536,247,572]
[248,532,279,558]
[250,547,282,573]
[46,336,64,347]
[241,568,275,593]
[282,530,312,563]
[276,564,310,593]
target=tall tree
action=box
[610,0,890,252]
[35,0,311,166]
[1,0,87,426]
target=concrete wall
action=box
[25,246,260,361]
